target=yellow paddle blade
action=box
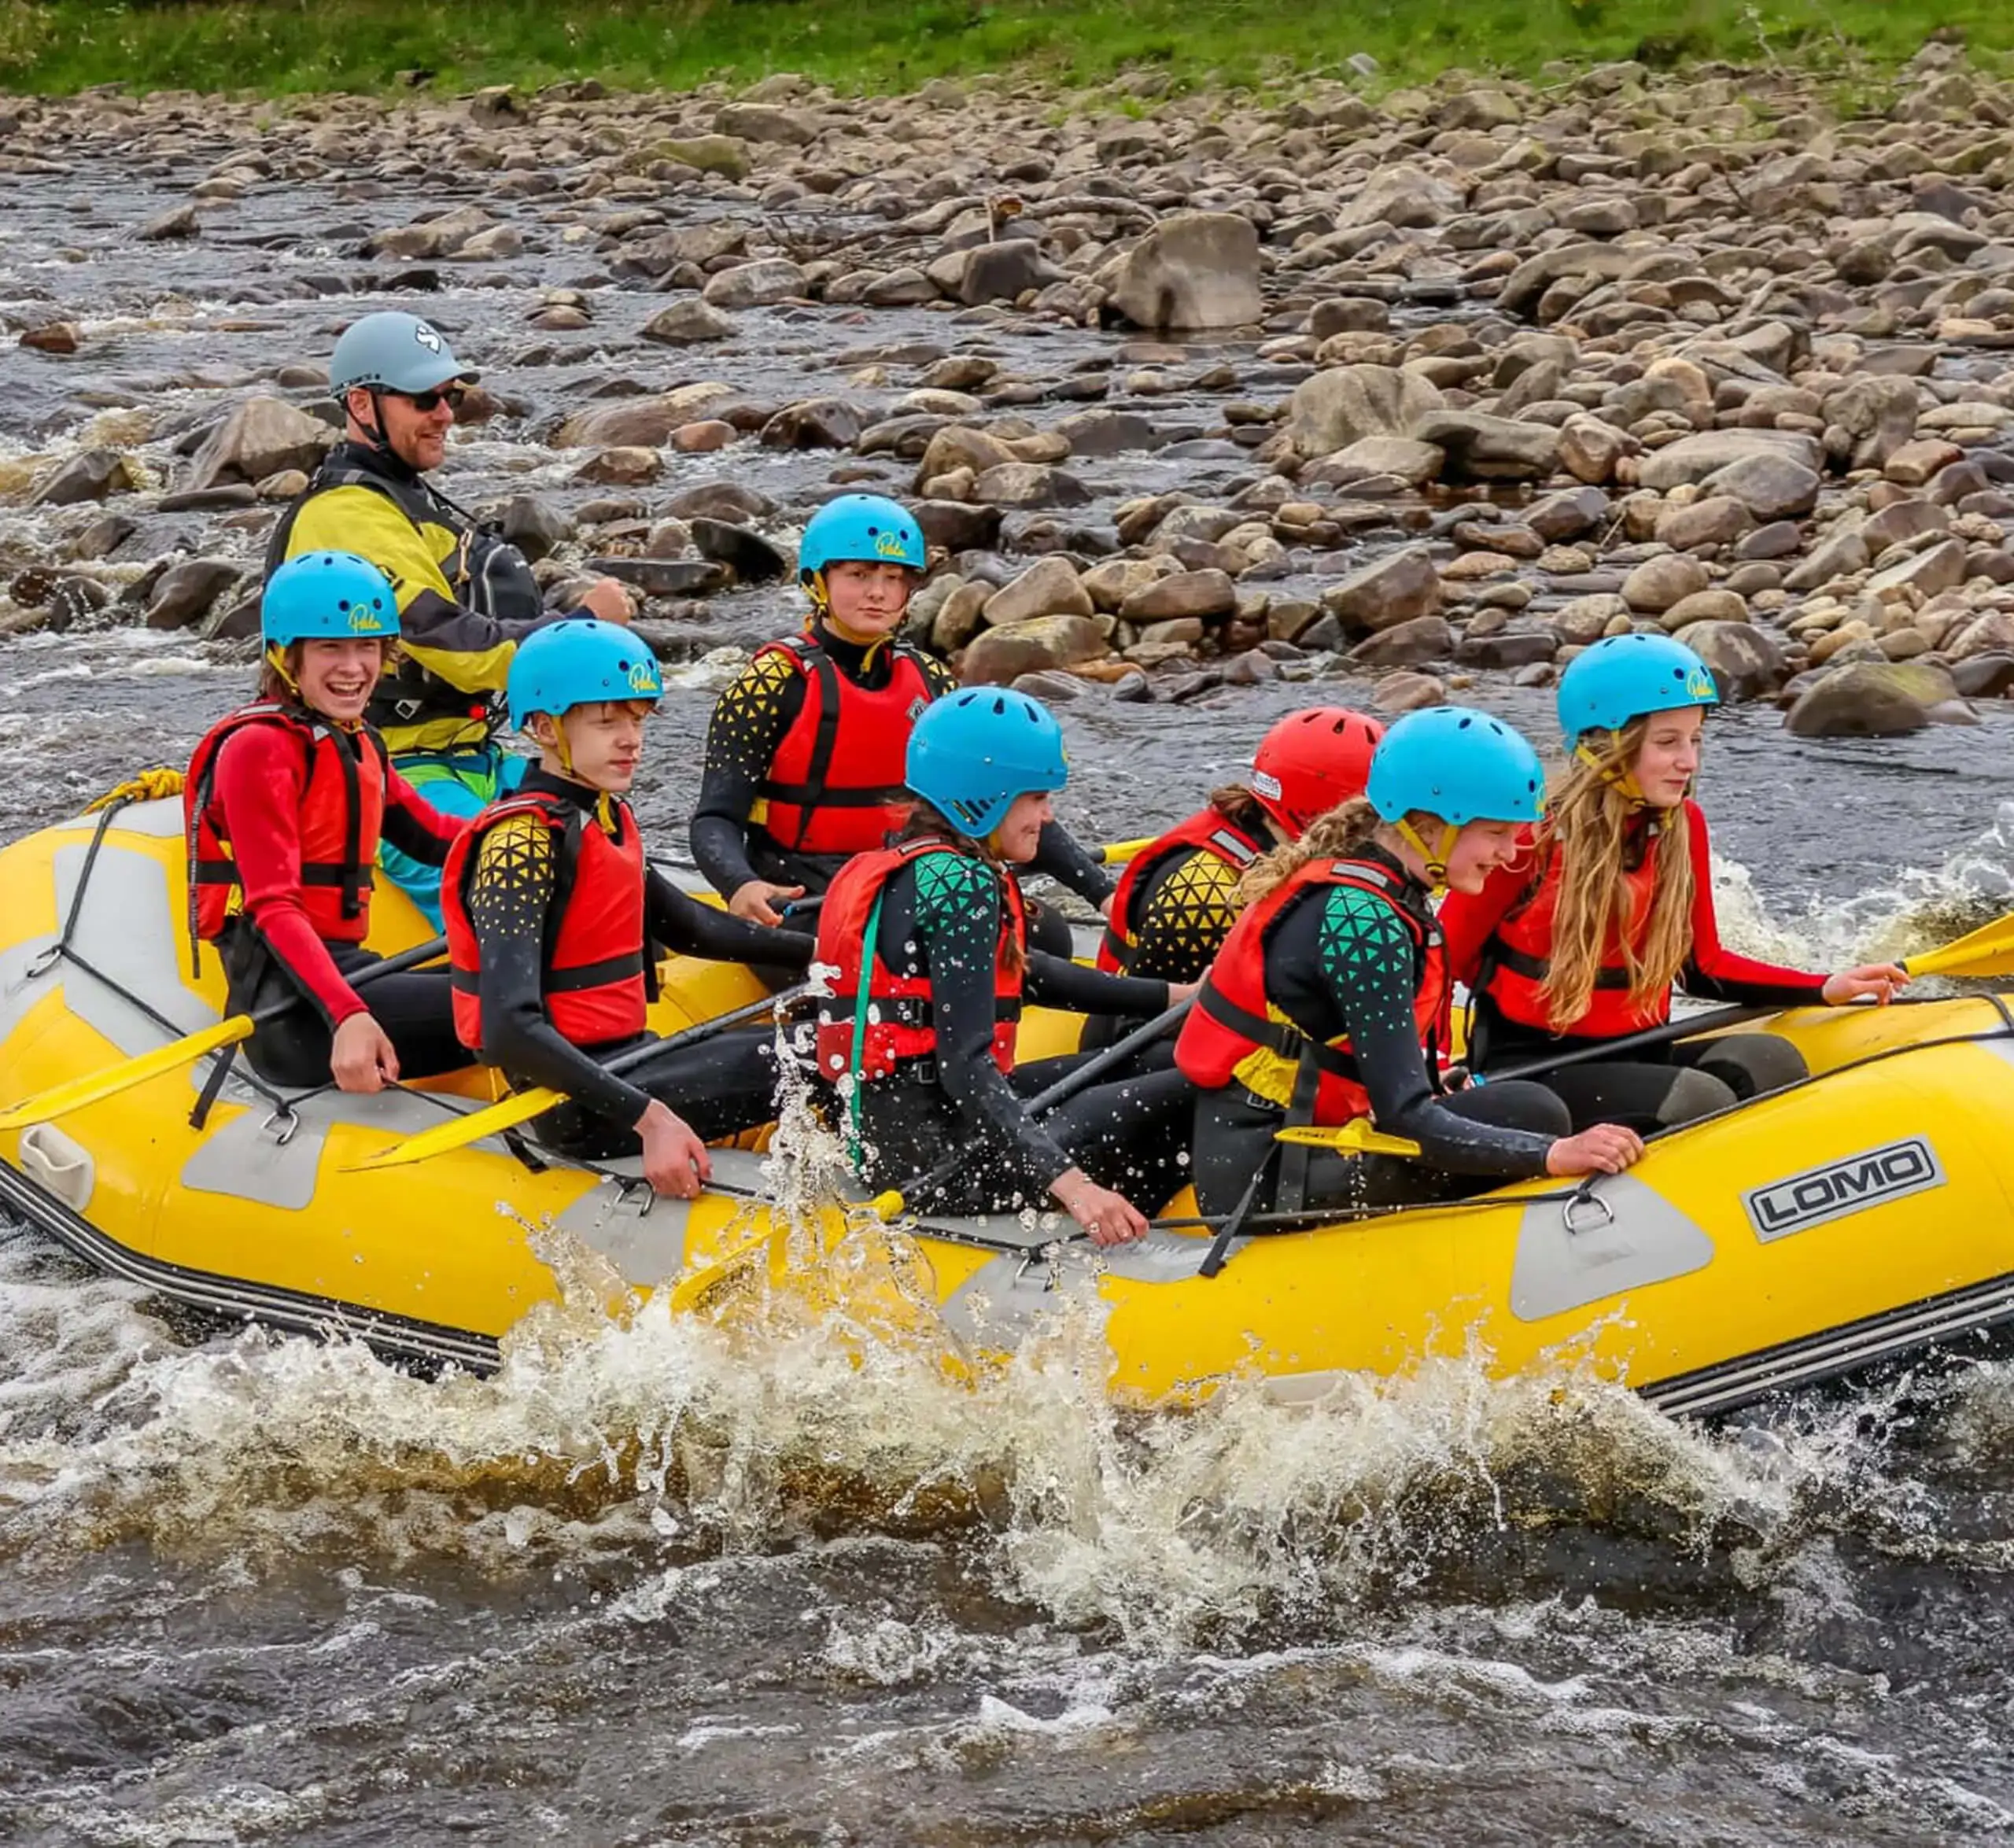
[1275,1121,1424,1159]
[669,1220,784,1313]
[1097,837,1156,865]
[0,1013,253,1132]
[1904,912,2014,979]
[342,1083,563,1172]
[866,1189,907,1222]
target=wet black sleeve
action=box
[1317,887,1556,1179]
[1029,820,1116,908]
[644,868,815,970]
[467,815,650,1127]
[910,856,1074,1191]
[689,650,806,899]
[1024,949,1171,1020]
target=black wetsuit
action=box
[461,768,812,1159]
[692,618,1112,955]
[841,847,1192,1217]
[1191,847,1570,1218]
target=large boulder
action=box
[1348,614,1455,667]
[1106,211,1262,330]
[182,397,331,492]
[1320,544,1442,633]
[146,558,242,631]
[1622,554,1711,614]
[1824,374,1922,471]
[1784,661,1974,737]
[961,614,1110,684]
[1306,436,1445,489]
[961,239,1053,306]
[1119,569,1238,622]
[1673,619,1787,702]
[1865,537,1967,600]
[28,448,133,507]
[701,259,806,309]
[1636,430,1824,492]
[1289,366,1444,458]
[714,102,817,146]
[983,556,1094,626]
[1337,164,1466,229]
[641,300,736,345]
[1700,452,1822,522]
[1411,411,1560,483]
[556,385,736,448]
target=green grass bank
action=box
[2,0,2011,99]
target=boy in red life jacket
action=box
[183,551,467,1094]
[1439,635,1905,1132]
[441,620,812,1199]
[814,689,1197,1248]
[689,493,1111,955]
[1087,709,1384,1052]
[1177,706,1646,1219]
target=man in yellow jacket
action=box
[264,310,634,924]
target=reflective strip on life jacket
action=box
[1097,808,1263,974]
[754,633,935,855]
[442,790,650,1053]
[183,703,387,967]
[813,837,1024,1085]
[1175,855,1448,1125]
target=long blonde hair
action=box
[1534,716,1694,1028]
[1238,797,1396,906]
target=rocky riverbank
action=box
[9,42,2014,738]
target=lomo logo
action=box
[1743,1138,1945,1243]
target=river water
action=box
[11,109,2014,1848]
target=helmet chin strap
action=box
[263,644,301,699]
[1574,736,1684,828]
[1393,819,1461,895]
[543,714,614,829]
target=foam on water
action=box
[0,1189,1951,1664]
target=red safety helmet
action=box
[1248,706,1385,835]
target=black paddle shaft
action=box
[1481,1002,1776,1087]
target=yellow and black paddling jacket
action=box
[266,441,550,755]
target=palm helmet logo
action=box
[413,323,442,352]
[627,658,661,695]
[1684,664,1717,700]
[874,529,911,559]
[347,603,385,633]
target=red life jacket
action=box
[1175,855,1449,1125]
[1478,818,1678,1037]
[441,790,650,1053]
[814,837,1025,1086]
[1096,806,1264,975]
[183,702,386,966]
[754,631,935,855]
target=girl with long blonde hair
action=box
[1177,706,1646,1219]
[1440,634,1906,1131]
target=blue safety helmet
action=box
[507,618,662,729]
[799,494,928,579]
[906,687,1068,839]
[261,551,399,647]
[1556,632,1720,743]
[1367,706,1545,826]
[329,311,478,396]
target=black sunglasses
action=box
[394,385,467,413]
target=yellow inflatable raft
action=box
[3,794,2014,1417]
